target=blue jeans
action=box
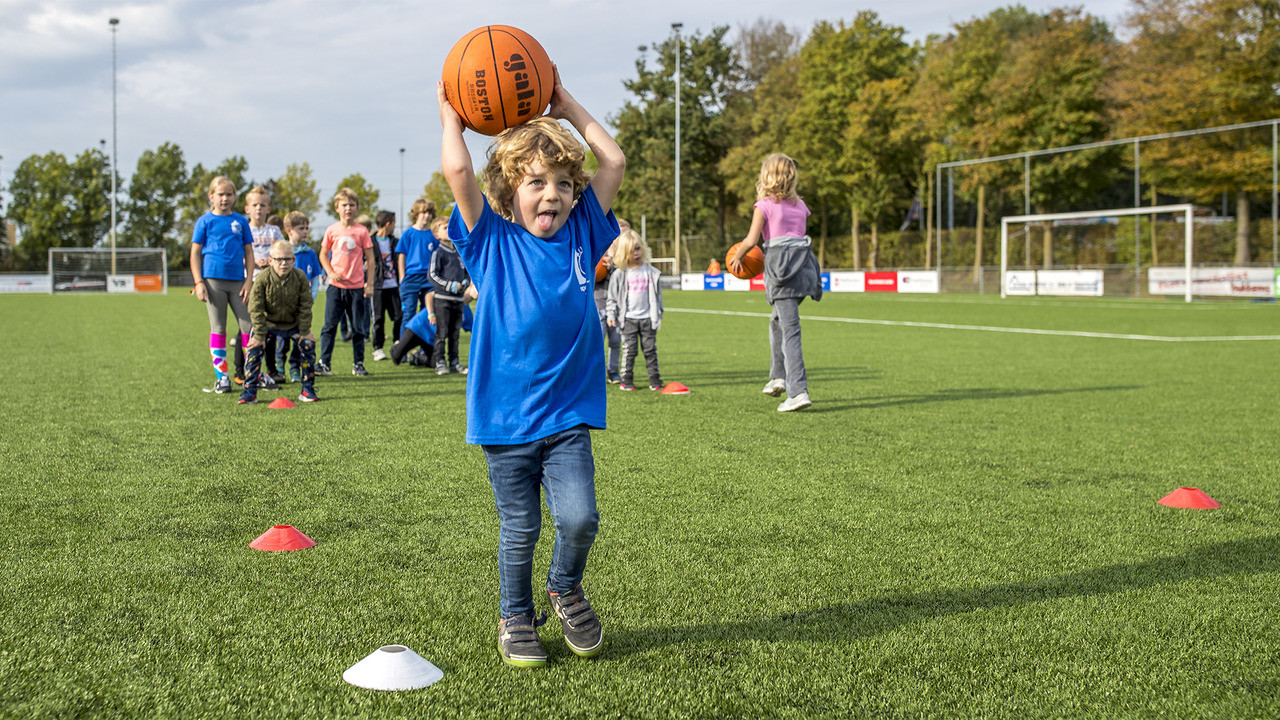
[483,425,599,619]
[320,287,368,366]
[399,273,432,325]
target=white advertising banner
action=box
[1037,269,1103,297]
[680,273,704,290]
[0,274,52,293]
[107,274,136,293]
[828,272,865,293]
[897,271,940,294]
[1148,267,1275,297]
[1004,271,1037,296]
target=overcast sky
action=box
[1,0,1132,222]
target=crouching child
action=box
[241,240,320,404]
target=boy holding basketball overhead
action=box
[437,66,624,668]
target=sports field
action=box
[1,289,1278,718]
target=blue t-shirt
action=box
[450,186,619,445]
[294,244,325,299]
[398,226,438,277]
[191,212,253,281]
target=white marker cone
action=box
[343,645,443,691]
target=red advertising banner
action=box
[749,275,766,292]
[865,272,898,292]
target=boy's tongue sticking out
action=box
[536,211,557,233]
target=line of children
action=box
[190,176,254,394]
[318,188,375,377]
[369,210,402,362]
[605,228,664,391]
[728,152,823,412]
[438,63,625,668]
[241,240,319,405]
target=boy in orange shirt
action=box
[317,188,375,376]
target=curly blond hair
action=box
[481,117,591,222]
[755,153,800,202]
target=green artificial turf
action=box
[1,290,1277,719]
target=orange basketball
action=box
[726,243,765,279]
[441,25,554,136]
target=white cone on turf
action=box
[343,645,443,691]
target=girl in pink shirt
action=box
[728,153,823,412]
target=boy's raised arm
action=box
[548,67,625,213]
[438,83,484,232]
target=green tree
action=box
[789,13,918,256]
[271,162,321,219]
[612,26,739,268]
[422,171,455,216]
[331,173,380,219]
[1111,0,1280,263]
[67,148,114,250]
[123,142,188,266]
[720,19,804,228]
[8,152,72,268]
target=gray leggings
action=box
[203,278,251,337]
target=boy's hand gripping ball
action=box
[441,25,554,136]
[726,242,765,279]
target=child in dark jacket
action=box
[428,234,471,374]
[241,240,319,404]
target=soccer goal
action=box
[49,248,168,295]
[1000,204,1194,303]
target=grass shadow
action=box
[805,385,1143,413]
[605,534,1280,657]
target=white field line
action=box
[666,307,1280,342]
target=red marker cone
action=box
[250,525,317,551]
[269,397,297,409]
[660,382,691,395]
[1158,487,1221,509]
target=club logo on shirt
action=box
[231,221,242,233]
[573,247,588,291]
[336,235,358,254]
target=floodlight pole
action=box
[672,22,682,276]
[109,17,120,275]
[399,148,405,235]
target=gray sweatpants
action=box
[620,318,660,388]
[769,296,807,397]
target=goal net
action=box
[1000,204,1194,302]
[49,248,168,294]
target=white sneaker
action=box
[762,378,786,397]
[777,392,811,412]
[372,348,387,362]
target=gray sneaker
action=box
[498,612,547,668]
[546,585,603,657]
[352,362,369,377]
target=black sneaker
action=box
[270,371,287,385]
[498,612,547,668]
[237,394,257,405]
[214,378,232,394]
[546,586,603,657]
[314,361,332,376]
[352,362,369,377]
[259,374,279,390]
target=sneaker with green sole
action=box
[498,612,548,668]
[547,585,603,657]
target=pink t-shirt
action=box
[322,222,373,289]
[755,197,810,244]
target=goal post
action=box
[48,247,168,294]
[1000,204,1194,302]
